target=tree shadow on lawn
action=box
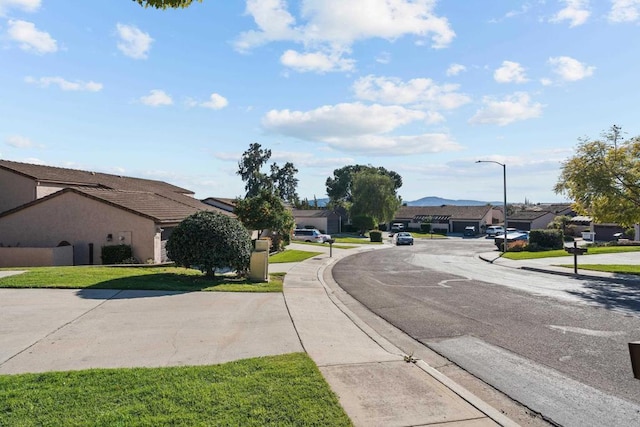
[566,276,640,315]
[75,273,259,299]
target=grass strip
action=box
[556,264,640,275]
[0,353,352,427]
[0,267,283,292]
[333,237,382,244]
[270,250,322,263]
[502,245,640,260]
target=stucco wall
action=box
[0,168,36,213]
[0,191,159,265]
[0,246,73,267]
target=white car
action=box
[485,226,504,237]
[293,229,331,243]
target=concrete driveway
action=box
[0,288,303,374]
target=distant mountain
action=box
[406,196,496,206]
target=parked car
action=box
[463,226,476,237]
[494,231,529,250]
[395,232,414,246]
[390,223,405,233]
[293,229,331,243]
[485,226,504,237]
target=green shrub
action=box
[420,222,431,233]
[101,244,134,264]
[369,230,383,242]
[529,229,563,250]
[167,211,252,277]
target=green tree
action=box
[133,0,200,8]
[237,143,299,203]
[270,161,299,204]
[351,214,376,235]
[326,165,402,208]
[349,171,402,226]
[166,211,252,277]
[234,190,295,251]
[238,143,273,198]
[555,125,640,226]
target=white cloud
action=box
[548,56,595,81]
[263,103,426,139]
[261,102,460,155]
[446,63,466,76]
[139,89,173,106]
[609,0,640,22]
[0,0,40,16]
[5,134,40,148]
[550,0,591,27]
[352,75,471,111]
[280,49,355,73]
[375,51,391,64]
[189,93,229,110]
[7,19,57,54]
[469,92,543,126]
[24,76,103,92]
[493,60,528,84]
[236,0,455,71]
[116,23,153,59]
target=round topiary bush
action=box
[167,211,252,277]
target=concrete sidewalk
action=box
[283,245,517,427]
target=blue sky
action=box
[2,0,639,204]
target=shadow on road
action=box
[566,278,640,314]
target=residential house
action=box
[201,197,236,214]
[392,205,494,234]
[292,209,341,234]
[507,210,556,231]
[0,160,230,266]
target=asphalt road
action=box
[333,237,640,427]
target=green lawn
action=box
[0,266,283,292]
[0,353,352,427]
[270,249,322,263]
[502,245,640,260]
[333,237,382,244]
[410,232,448,239]
[557,264,640,275]
[292,241,356,249]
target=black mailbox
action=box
[565,246,588,255]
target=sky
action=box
[1,0,639,204]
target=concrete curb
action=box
[312,247,519,427]
[477,252,640,284]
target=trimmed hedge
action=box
[369,230,383,242]
[101,244,134,264]
[529,229,563,250]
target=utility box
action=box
[249,239,269,282]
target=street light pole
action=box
[476,160,507,253]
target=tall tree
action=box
[270,161,299,204]
[555,125,640,226]
[326,165,402,208]
[237,143,272,198]
[349,171,402,225]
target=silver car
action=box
[395,232,414,246]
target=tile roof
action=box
[395,205,492,221]
[0,159,193,195]
[0,187,231,223]
[508,210,553,220]
[292,209,338,218]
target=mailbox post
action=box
[327,239,335,257]
[565,241,587,274]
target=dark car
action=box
[395,232,414,246]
